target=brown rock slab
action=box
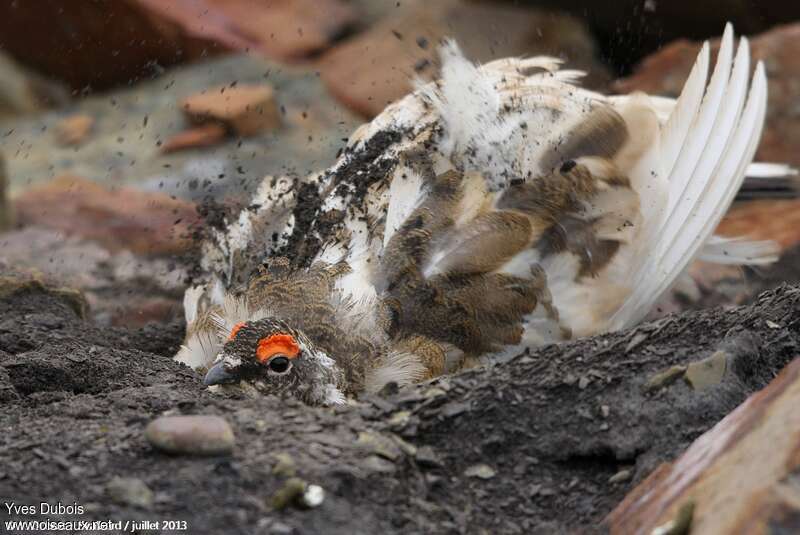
[145,415,235,456]
[0,1,235,91]
[0,227,184,327]
[13,175,199,257]
[160,123,228,154]
[55,114,94,147]
[716,199,800,252]
[181,84,281,136]
[319,1,610,117]
[615,23,800,169]
[0,0,354,90]
[607,357,800,534]
[203,0,357,61]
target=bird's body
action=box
[176,25,779,405]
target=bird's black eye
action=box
[268,356,291,374]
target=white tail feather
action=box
[700,235,779,265]
[610,29,769,330]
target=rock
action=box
[615,23,800,169]
[271,452,297,478]
[651,501,695,535]
[684,351,728,390]
[643,365,687,393]
[319,1,610,117]
[145,415,235,456]
[0,1,236,92]
[270,477,307,510]
[0,228,185,327]
[0,271,88,320]
[517,0,799,72]
[13,175,199,257]
[107,477,154,508]
[300,484,325,509]
[1,53,358,204]
[608,469,632,484]
[356,431,403,461]
[197,0,357,61]
[414,445,443,468]
[464,464,496,480]
[160,124,228,154]
[0,50,69,120]
[56,114,94,147]
[607,358,800,534]
[181,84,281,136]
[362,455,397,474]
[716,199,800,253]
[269,477,324,510]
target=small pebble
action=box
[107,477,153,508]
[270,478,324,510]
[357,431,402,461]
[272,452,296,478]
[145,415,234,456]
[300,485,325,508]
[415,446,442,468]
[464,464,496,479]
[608,469,632,484]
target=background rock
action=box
[319,0,611,117]
[615,23,800,168]
[0,228,185,326]
[497,0,800,73]
[0,0,356,92]
[0,53,359,203]
[13,175,199,257]
[0,51,69,120]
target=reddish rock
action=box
[13,175,199,257]
[181,84,281,136]
[0,0,355,91]
[716,199,800,251]
[616,23,800,168]
[319,2,610,117]
[55,114,94,147]
[0,227,185,327]
[0,1,234,91]
[160,123,228,154]
[606,357,800,535]
[203,0,357,61]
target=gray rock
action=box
[415,446,442,468]
[107,477,153,508]
[464,464,497,480]
[685,351,728,390]
[0,53,358,202]
[608,469,632,484]
[145,415,235,456]
[644,365,687,392]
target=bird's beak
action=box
[203,361,239,386]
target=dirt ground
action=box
[1,263,798,534]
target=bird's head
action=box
[203,317,346,405]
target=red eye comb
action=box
[228,322,246,341]
[256,333,300,363]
